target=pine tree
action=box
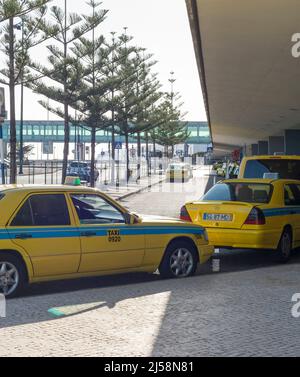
[0,0,55,183]
[30,0,108,183]
[113,37,162,182]
[70,1,116,187]
[153,73,189,158]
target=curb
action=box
[115,176,165,200]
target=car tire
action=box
[0,253,27,298]
[159,241,198,279]
[276,228,292,263]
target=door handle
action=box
[81,231,97,237]
[15,234,33,240]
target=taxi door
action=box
[284,184,300,245]
[68,193,145,273]
[7,193,81,277]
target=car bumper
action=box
[206,228,281,250]
[166,173,189,180]
[197,243,215,264]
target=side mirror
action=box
[124,213,141,225]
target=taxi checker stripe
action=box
[4,226,204,234]
[1,226,204,240]
[263,207,300,217]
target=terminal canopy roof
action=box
[186,0,300,152]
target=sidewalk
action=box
[97,173,165,200]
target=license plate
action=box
[203,213,233,221]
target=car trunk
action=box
[186,201,256,229]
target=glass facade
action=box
[2,121,211,145]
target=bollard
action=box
[0,294,6,318]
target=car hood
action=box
[136,214,204,228]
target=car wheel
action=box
[277,228,292,263]
[159,241,198,279]
[0,254,27,298]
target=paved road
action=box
[1,167,300,357]
[120,166,213,218]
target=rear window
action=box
[70,163,88,168]
[169,165,184,171]
[244,159,300,179]
[202,183,273,204]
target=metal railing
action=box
[1,156,202,186]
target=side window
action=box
[284,185,296,206]
[71,194,125,225]
[11,194,70,227]
[11,200,33,226]
[289,185,300,206]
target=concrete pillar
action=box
[258,141,269,155]
[251,144,258,156]
[285,130,300,155]
[269,136,284,155]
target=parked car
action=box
[181,178,300,262]
[67,161,99,183]
[0,184,214,297]
[239,155,300,180]
[166,163,193,182]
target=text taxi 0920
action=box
[0,184,214,297]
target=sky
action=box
[1,0,207,122]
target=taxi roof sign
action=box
[65,176,81,186]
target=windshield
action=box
[202,183,273,204]
[244,159,300,179]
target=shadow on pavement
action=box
[1,248,300,332]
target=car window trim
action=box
[8,192,73,228]
[68,192,127,226]
[284,184,300,207]
[202,182,274,204]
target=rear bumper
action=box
[206,228,281,250]
[197,243,214,264]
[166,173,190,180]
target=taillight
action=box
[244,207,266,225]
[180,206,192,222]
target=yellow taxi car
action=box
[0,185,213,297]
[166,163,193,182]
[181,178,300,263]
[239,155,300,180]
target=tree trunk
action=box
[90,126,96,187]
[62,102,69,184]
[137,132,141,181]
[125,132,130,183]
[62,5,69,184]
[111,124,115,183]
[153,138,156,174]
[8,18,17,184]
[145,132,150,176]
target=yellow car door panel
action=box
[7,193,81,277]
[283,184,300,244]
[69,193,145,273]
